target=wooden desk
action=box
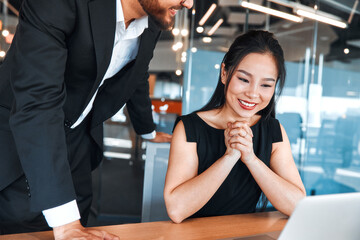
[1,211,287,240]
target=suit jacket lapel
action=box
[88,0,116,97]
[126,21,159,86]
[89,17,160,150]
[90,19,160,128]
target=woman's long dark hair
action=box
[198,30,286,119]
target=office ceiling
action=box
[160,0,360,64]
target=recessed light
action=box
[2,29,9,37]
[175,69,182,76]
[191,47,197,53]
[172,28,180,36]
[202,37,212,43]
[196,26,204,33]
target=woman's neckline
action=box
[193,112,263,131]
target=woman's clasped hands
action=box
[224,121,255,164]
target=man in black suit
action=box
[0,0,193,238]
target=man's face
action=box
[138,0,193,30]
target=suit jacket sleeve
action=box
[8,0,77,211]
[126,70,156,135]
[126,27,161,135]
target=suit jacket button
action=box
[64,120,72,127]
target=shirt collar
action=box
[116,0,148,30]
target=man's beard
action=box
[138,0,175,30]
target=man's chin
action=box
[152,16,175,30]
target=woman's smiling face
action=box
[222,52,278,119]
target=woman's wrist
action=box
[224,149,241,163]
[242,155,259,167]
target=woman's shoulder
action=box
[263,116,283,143]
[175,112,200,127]
[175,110,220,128]
[173,112,203,142]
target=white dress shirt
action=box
[43,0,154,227]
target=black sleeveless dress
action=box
[174,112,283,218]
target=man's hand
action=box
[149,131,172,143]
[53,220,119,240]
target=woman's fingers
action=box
[244,124,253,137]
[229,128,253,140]
[227,121,256,164]
[228,121,253,137]
[228,134,250,146]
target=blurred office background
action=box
[1,0,360,226]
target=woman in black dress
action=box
[164,30,306,223]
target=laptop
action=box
[222,192,360,240]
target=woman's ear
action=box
[221,63,227,84]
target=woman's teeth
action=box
[239,100,255,107]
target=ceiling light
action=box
[0,51,5,58]
[175,69,182,76]
[181,29,189,36]
[202,37,212,43]
[269,0,348,28]
[172,28,180,36]
[172,44,179,51]
[214,64,220,69]
[295,9,347,28]
[181,57,187,62]
[196,26,204,33]
[344,48,350,54]
[207,19,224,36]
[348,0,359,24]
[182,52,187,57]
[175,41,183,49]
[199,3,217,26]
[240,1,303,23]
[2,29,9,37]
[191,47,197,53]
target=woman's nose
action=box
[246,85,260,98]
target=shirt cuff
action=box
[42,200,81,228]
[141,130,156,140]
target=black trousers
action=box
[0,114,100,234]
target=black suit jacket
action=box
[0,0,160,212]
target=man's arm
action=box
[9,0,77,213]
[126,71,171,143]
[8,0,119,238]
[142,130,172,143]
[126,72,156,134]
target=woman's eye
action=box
[238,78,249,83]
[261,84,273,88]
